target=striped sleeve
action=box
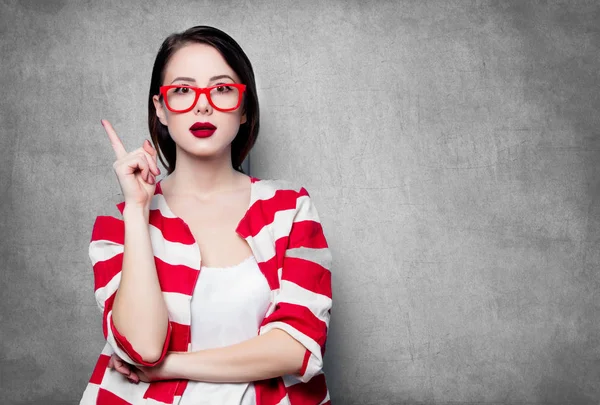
[89,214,172,367]
[259,187,333,383]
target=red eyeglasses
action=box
[159,83,246,113]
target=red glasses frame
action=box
[159,83,247,113]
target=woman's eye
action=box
[215,85,232,92]
[174,86,191,93]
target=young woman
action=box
[79,26,332,405]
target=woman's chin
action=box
[181,144,230,160]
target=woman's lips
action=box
[190,129,216,138]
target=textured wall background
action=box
[1,0,599,404]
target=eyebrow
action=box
[170,75,236,84]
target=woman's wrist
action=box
[123,203,150,222]
[163,352,188,380]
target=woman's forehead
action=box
[164,43,240,84]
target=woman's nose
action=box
[195,93,211,114]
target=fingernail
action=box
[101,119,105,127]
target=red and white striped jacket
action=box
[80,176,333,405]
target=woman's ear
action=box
[153,95,168,126]
[240,112,247,125]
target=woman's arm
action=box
[162,329,305,382]
[92,123,170,366]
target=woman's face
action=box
[152,42,246,160]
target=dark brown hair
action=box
[148,26,259,174]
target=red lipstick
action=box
[190,122,216,138]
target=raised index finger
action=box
[101,119,127,160]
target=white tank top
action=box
[179,255,271,405]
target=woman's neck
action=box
[163,148,246,199]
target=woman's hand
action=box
[107,353,142,384]
[102,119,161,209]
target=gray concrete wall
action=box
[1,0,599,404]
